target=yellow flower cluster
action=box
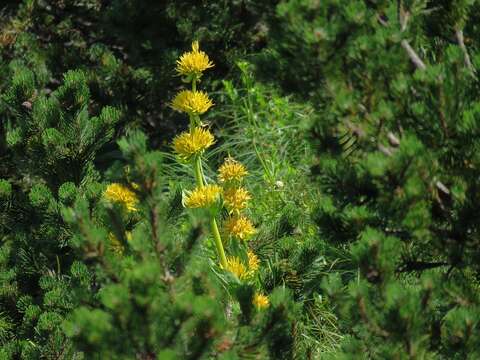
[176,41,214,78]
[247,250,260,274]
[225,250,260,280]
[171,90,214,115]
[184,184,222,209]
[104,183,138,212]
[225,256,249,280]
[217,157,256,241]
[224,215,256,240]
[218,157,248,183]
[171,42,266,303]
[223,187,251,213]
[173,127,215,161]
[253,293,270,310]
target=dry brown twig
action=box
[455,29,476,76]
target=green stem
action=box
[210,217,228,269]
[189,80,200,128]
[193,156,227,269]
[190,78,227,269]
[194,156,204,187]
[188,114,195,130]
[194,114,201,126]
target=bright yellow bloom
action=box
[223,187,251,213]
[171,90,213,115]
[224,251,258,280]
[104,183,138,212]
[224,215,256,240]
[218,157,248,183]
[225,256,249,280]
[176,41,214,77]
[173,127,215,161]
[246,250,260,278]
[184,184,222,209]
[253,293,270,310]
[247,250,260,274]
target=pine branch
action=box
[377,9,427,72]
[357,296,389,338]
[398,4,426,71]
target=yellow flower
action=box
[224,215,256,240]
[225,256,249,280]
[218,157,248,183]
[171,90,213,115]
[223,187,251,213]
[247,250,260,275]
[173,127,215,161]
[253,293,270,310]
[224,252,259,280]
[184,184,222,209]
[104,183,138,212]
[176,41,214,78]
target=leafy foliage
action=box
[2,0,480,359]
[276,0,480,357]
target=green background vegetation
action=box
[1,0,480,358]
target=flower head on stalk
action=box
[225,256,249,280]
[171,90,213,115]
[224,251,259,280]
[104,183,138,212]
[247,250,260,276]
[224,215,256,241]
[173,127,215,162]
[184,184,222,209]
[253,293,270,310]
[176,41,214,79]
[223,187,251,213]
[218,157,248,184]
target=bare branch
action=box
[387,132,400,147]
[401,40,426,71]
[378,144,394,157]
[435,181,450,196]
[377,10,427,71]
[455,29,476,76]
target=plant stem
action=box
[194,156,204,187]
[190,77,227,268]
[210,217,228,269]
[193,155,227,269]
[189,114,195,129]
[189,79,201,128]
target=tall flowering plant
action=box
[171,41,268,309]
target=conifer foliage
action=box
[268,0,480,357]
[2,0,480,359]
